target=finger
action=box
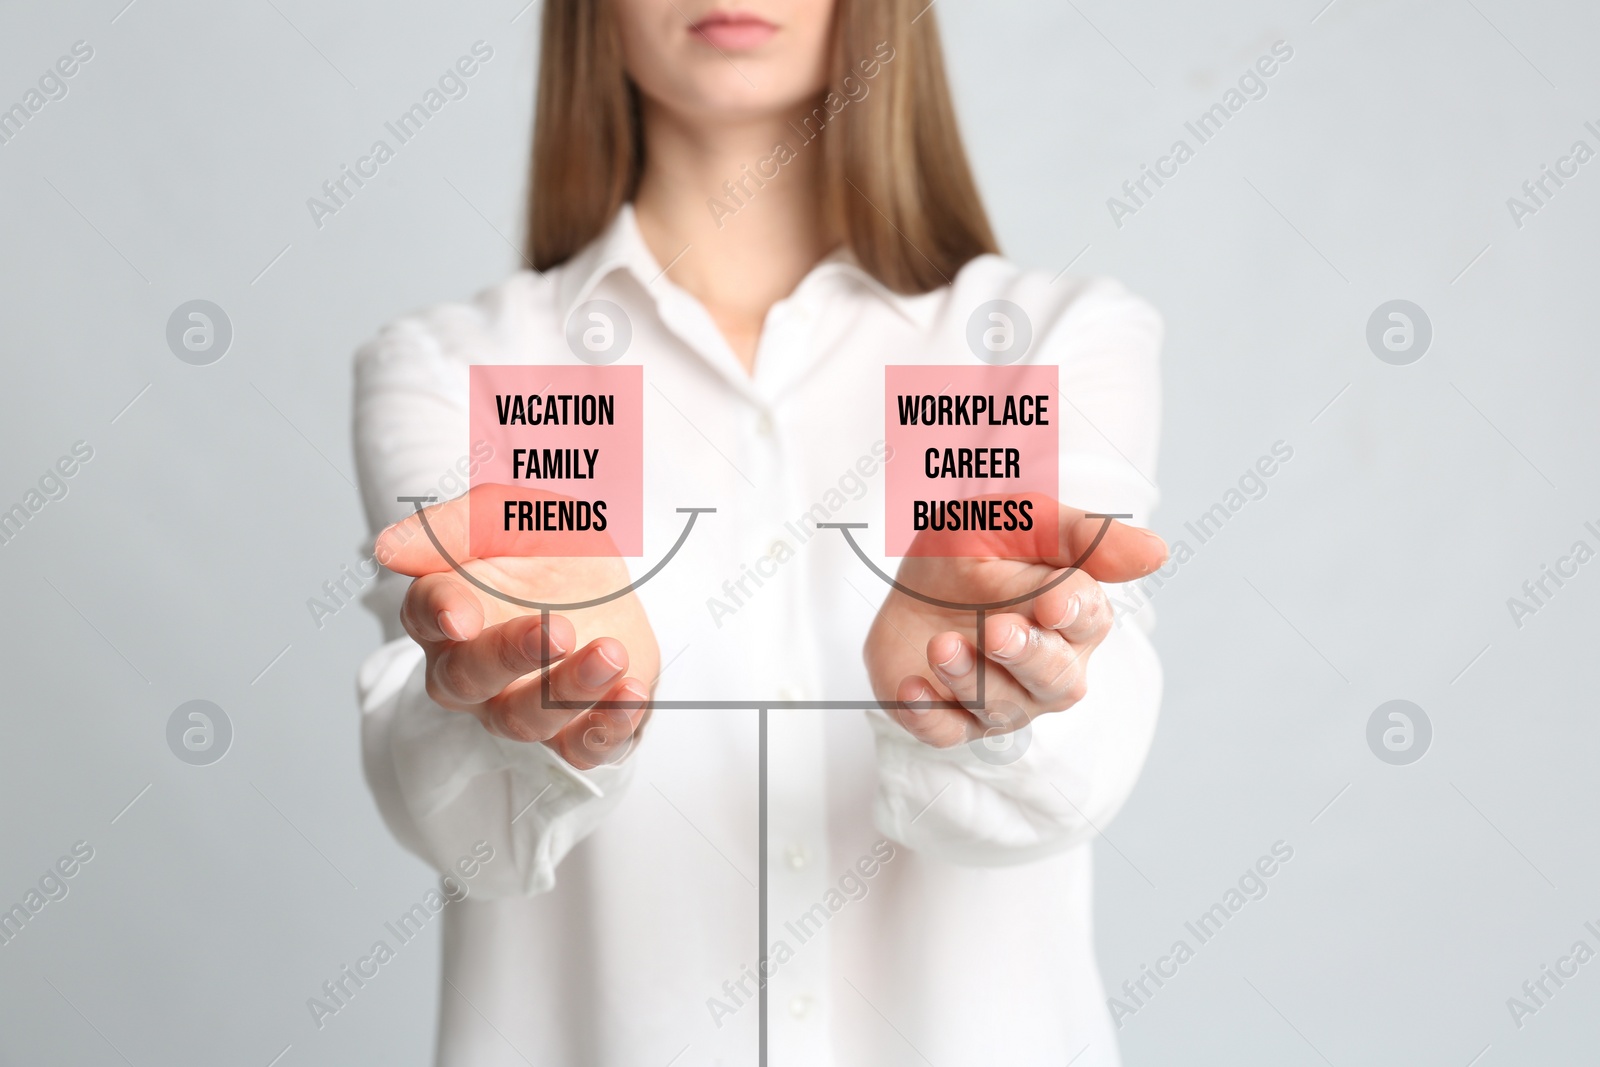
[547,678,650,770]
[893,676,972,749]
[377,493,476,577]
[1045,506,1167,583]
[483,638,630,743]
[927,631,982,709]
[897,666,1035,745]
[377,484,621,576]
[983,612,1089,707]
[927,630,1045,734]
[1028,571,1113,645]
[426,614,576,708]
[401,572,490,644]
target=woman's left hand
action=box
[864,505,1168,749]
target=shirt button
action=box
[789,994,813,1019]
[767,539,788,559]
[777,684,802,702]
[785,843,809,870]
[756,412,775,437]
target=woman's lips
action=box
[690,11,778,51]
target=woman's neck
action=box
[632,97,834,372]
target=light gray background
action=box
[1,1,1595,1064]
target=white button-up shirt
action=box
[353,205,1164,1067]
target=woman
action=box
[354,0,1167,1063]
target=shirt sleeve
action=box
[352,298,635,898]
[869,275,1165,865]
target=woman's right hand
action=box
[375,489,660,770]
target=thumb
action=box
[374,492,474,577]
[376,484,615,576]
[1046,506,1167,583]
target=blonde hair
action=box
[526,0,998,293]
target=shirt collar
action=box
[799,244,933,329]
[556,203,663,320]
[556,203,933,330]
